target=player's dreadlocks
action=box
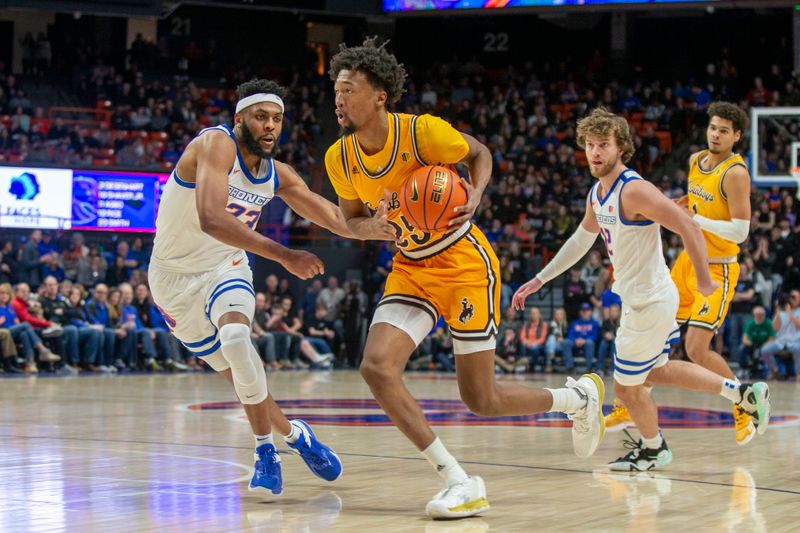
[329,36,407,105]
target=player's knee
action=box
[220,323,267,404]
[462,389,501,417]
[684,333,713,363]
[614,382,642,404]
[359,356,394,386]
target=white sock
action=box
[546,388,586,413]
[641,432,663,450]
[284,421,301,443]
[421,437,468,487]
[255,433,274,449]
[720,378,742,403]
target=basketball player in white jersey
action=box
[149,79,350,494]
[512,108,770,471]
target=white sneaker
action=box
[565,373,605,458]
[425,475,490,519]
[59,364,80,376]
[166,359,188,372]
[41,325,63,338]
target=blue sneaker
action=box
[249,443,283,495]
[287,419,342,482]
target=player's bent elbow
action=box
[198,212,221,236]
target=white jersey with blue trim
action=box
[590,168,672,306]
[151,124,278,273]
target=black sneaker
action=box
[609,431,672,471]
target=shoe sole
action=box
[604,420,633,433]
[609,450,673,472]
[427,498,491,519]
[248,484,283,496]
[752,383,770,435]
[733,406,756,446]
[578,373,605,457]
[735,419,756,446]
[292,419,343,481]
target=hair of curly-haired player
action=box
[329,36,407,105]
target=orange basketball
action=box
[400,166,468,232]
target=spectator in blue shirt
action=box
[64,286,104,371]
[619,88,642,112]
[85,283,120,371]
[40,252,65,283]
[563,303,600,372]
[37,231,59,256]
[601,287,622,319]
[104,240,139,282]
[119,282,158,370]
[300,278,323,323]
[130,238,150,270]
[133,283,186,371]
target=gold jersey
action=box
[325,112,470,259]
[687,150,747,258]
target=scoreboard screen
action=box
[384,0,717,11]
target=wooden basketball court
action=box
[2,371,798,532]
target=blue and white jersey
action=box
[590,168,672,307]
[151,124,278,273]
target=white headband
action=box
[235,93,285,114]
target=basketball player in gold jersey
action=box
[605,102,756,445]
[325,38,605,520]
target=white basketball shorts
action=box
[149,251,255,369]
[613,283,681,386]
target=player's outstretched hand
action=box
[697,278,720,297]
[448,178,480,228]
[282,249,325,280]
[367,190,399,241]
[512,277,543,311]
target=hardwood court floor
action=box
[1,370,799,532]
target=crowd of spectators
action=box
[1,31,799,378]
[0,229,191,374]
[0,35,326,177]
[381,52,800,379]
[0,228,374,375]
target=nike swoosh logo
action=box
[232,258,244,266]
[410,178,419,202]
[229,303,243,307]
[246,393,256,399]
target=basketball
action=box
[400,165,468,232]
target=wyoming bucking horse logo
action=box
[459,298,474,324]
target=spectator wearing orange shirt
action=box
[519,307,549,372]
